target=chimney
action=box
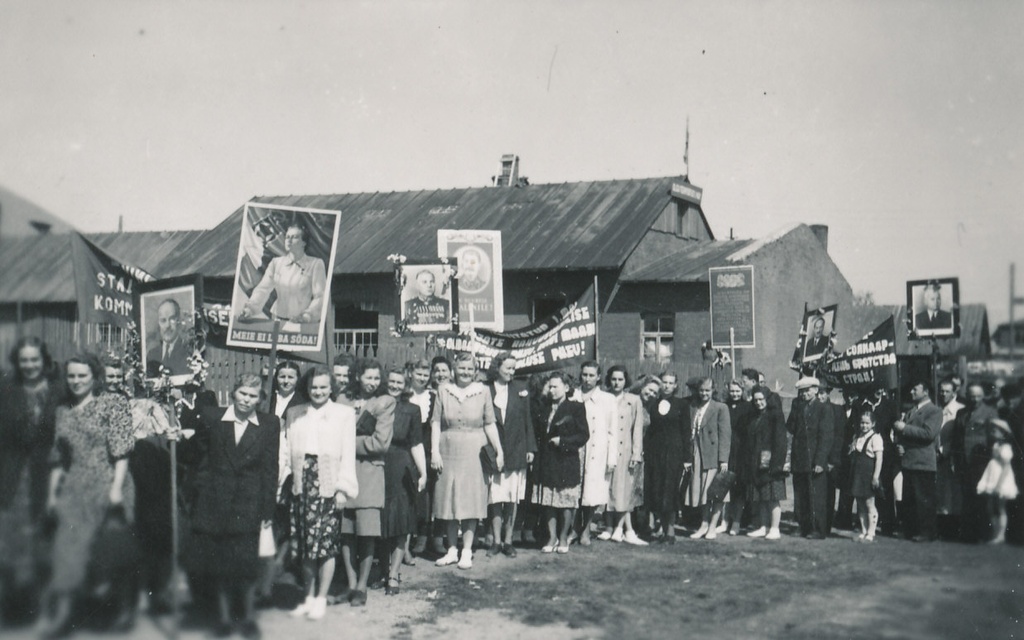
[494,154,519,187]
[809,224,829,253]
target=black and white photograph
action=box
[801,305,837,363]
[137,275,202,386]
[2,3,1022,639]
[227,203,341,351]
[907,277,961,339]
[397,261,457,333]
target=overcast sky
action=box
[2,1,1021,324]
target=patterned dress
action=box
[291,456,340,561]
[50,393,134,592]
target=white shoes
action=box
[457,548,473,570]
[746,527,767,538]
[597,530,613,541]
[622,531,648,546]
[690,525,709,539]
[765,528,781,540]
[705,530,718,540]
[435,547,459,566]
[306,597,327,620]
[610,529,624,543]
[290,596,315,617]
[715,522,728,534]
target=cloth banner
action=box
[820,316,898,390]
[433,283,596,374]
[71,234,155,327]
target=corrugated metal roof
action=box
[619,239,755,282]
[90,230,207,275]
[842,304,991,359]
[157,177,686,278]
[0,235,76,301]
[0,231,206,303]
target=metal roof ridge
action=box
[726,222,803,262]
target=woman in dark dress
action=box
[183,373,279,639]
[407,359,438,557]
[0,337,61,626]
[531,372,589,554]
[380,368,426,594]
[644,372,691,543]
[723,380,753,535]
[743,388,788,540]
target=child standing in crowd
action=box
[975,419,1019,545]
[849,410,883,542]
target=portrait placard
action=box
[907,277,960,339]
[226,203,341,351]
[800,305,837,364]
[437,229,503,331]
[136,275,203,387]
[397,260,458,334]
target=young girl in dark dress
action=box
[848,410,884,542]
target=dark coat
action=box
[726,399,753,470]
[743,407,788,481]
[534,400,589,490]
[0,377,61,516]
[787,397,834,473]
[186,407,280,535]
[827,403,848,469]
[487,380,537,472]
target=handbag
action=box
[479,443,500,476]
[706,470,737,503]
[258,522,276,558]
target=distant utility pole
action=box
[1011,264,1024,360]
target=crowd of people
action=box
[0,336,1022,638]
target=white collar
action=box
[222,405,260,426]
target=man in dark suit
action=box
[803,316,830,360]
[894,381,943,542]
[914,284,952,331]
[819,384,849,532]
[146,298,191,377]
[787,376,834,539]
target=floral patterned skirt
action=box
[290,455,340,562]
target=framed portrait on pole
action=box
[907,277,960,339]
[397,260,458,334]
[799,304,838,364]
[438,229,503,330]
[226,203,341,351]
[136,274,203,387]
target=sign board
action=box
[672,182,703,204]
[438,229,504,331]
[709,265,755,348]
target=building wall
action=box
[738,225,854,393]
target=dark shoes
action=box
[212,621,233,638]
[486,543,502,557]
[804,533,826,540]
[911,535,934,543]
[238,620,261,639]
[385,578,401,596]
[350,589,367,607]
[501,543,518,558]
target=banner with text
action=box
[434,283,596,374]
[709,265,755,348]
[820,315,898,390]
[71,234,155,327]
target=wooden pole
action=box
[167,407,181,639]
[729,327,737,380]
[262,320,282,413]
[593,275,601,362]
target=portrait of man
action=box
[146,299,189,376]
[802,313,832,362]
[402,267,451,327]
[907,278,959,338]
[914,283,952,331]
[455,245,490,294]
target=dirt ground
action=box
[7,522,1021,640]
